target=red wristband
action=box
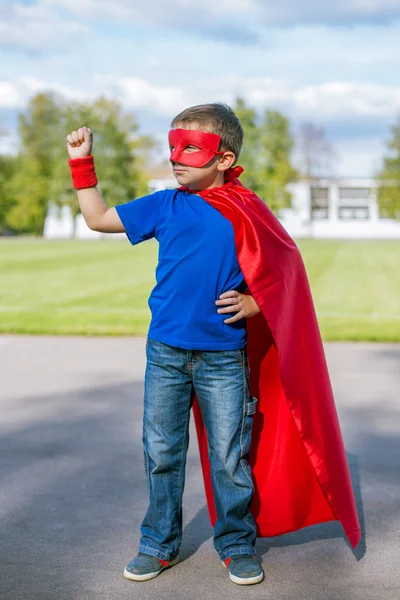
[68,155,98,189]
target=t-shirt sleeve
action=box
[114,191,161,246]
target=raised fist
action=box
[66,126,93,159]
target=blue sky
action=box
[1,0,400,176]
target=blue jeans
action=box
[138,337,258,562]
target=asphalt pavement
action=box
[0,335,399,600]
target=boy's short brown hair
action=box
[170,102,243,165]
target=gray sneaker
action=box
[124,552,180,581]
[222,554,264,585]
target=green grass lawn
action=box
[0,237,399,341]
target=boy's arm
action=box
[76,187,125,233]
[66,125,125,233]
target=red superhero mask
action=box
[168,129,225,168]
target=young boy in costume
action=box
[66,103,360,586]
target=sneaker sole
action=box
[221,560,264,585]
[124,555,180,582]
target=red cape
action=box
[180,167,361,550]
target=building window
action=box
[339,187,371,200]
[311,187,329,200]
[338,206,370,220]
[311,187,329,219]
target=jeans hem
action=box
[138,544,179,562]
[219,545,256,561]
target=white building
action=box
[43,176,400,240]
[282,178,400,239]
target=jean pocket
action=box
[241,396,258,473]
[235,346,247,367]
[246,396,258,416]
[145,336,162,362]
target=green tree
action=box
[259,110,298,212]
[232,98,297,213]
[5,156,49,234]
[6,92,156,236]
[232,97,262,193]
[377,119,400,219]
[0,153,18,234]
[52,96,154,235]
[6,92,65,234]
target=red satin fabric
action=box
[180,168,361,550]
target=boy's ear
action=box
[217,150,236,171]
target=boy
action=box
[67,103,265,585]
[66,103,360,586]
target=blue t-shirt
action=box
[115,188,247,350]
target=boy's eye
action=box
[169,144,200,152]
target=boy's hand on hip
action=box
[215,290,261,324]
[66,126,93,159]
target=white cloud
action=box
[0,82,22,108]
[0,77,94,109]
[5,0,399,54]
[251,0,400,26]
[2,73,400,124]
[113,77,187,115]
[95,74,400,123]
[1,0,256,49]
[49,0,400,26]
[292,81,400,118]
[51,0,256,19]
[37,0,400,38]
[1,72,396,176]
[0,1,91,51]
[181,76,400,121]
